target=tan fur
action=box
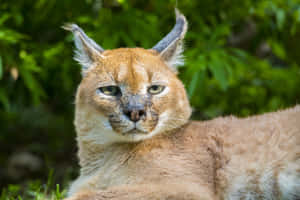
[64,15,299,200]
[66,48,300,200]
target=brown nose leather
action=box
[124,109,145,122]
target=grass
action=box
[0,182,66,200]
[0,170,67,200]
[0,184,66,200]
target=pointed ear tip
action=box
[174,9,188,34]
[174,9,187,22]
[61,23,78,32]
[174,8,181,16]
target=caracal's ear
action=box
[62,24,104,76]
[152,9,188,72]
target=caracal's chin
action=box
[107,109,182,142]
[108,115,167,142]
[108,112,158,138]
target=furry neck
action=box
[77,141,134,176]
[76,126,183,176]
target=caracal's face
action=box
[76,48,191,142]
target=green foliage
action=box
[1,182,65,200]
[0,0,299,195]
[0,0,299,116]
[0,170,66,200]
[177,0,300,118]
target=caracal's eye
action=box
[98,86,121,96]
[148,85,165,95]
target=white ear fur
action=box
[161,39,185,71]
[152,9,188,72]
[63,24,104,75]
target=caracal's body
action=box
[64,11,300,200]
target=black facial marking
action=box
[106,92,159,134]
[121,94,147,122]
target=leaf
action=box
[0,13,11,25]
[188,71,200,97]
[209,52,229,91]
[0,29,26,44]
[269,41,286,59]
[276,9,285,30]
[0,56,2,80]
[210,62,228,91]
[19,65,45,105]
[117,0,125,4]
[0,88,9,110]
[20,50,41,72]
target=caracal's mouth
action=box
[109,114,159,136]
[123,127,148,135]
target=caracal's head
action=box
[64,10,191,145]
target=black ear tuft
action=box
[152,9,188,71]
[63,24,104,75]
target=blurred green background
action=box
[0,0,300,198]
